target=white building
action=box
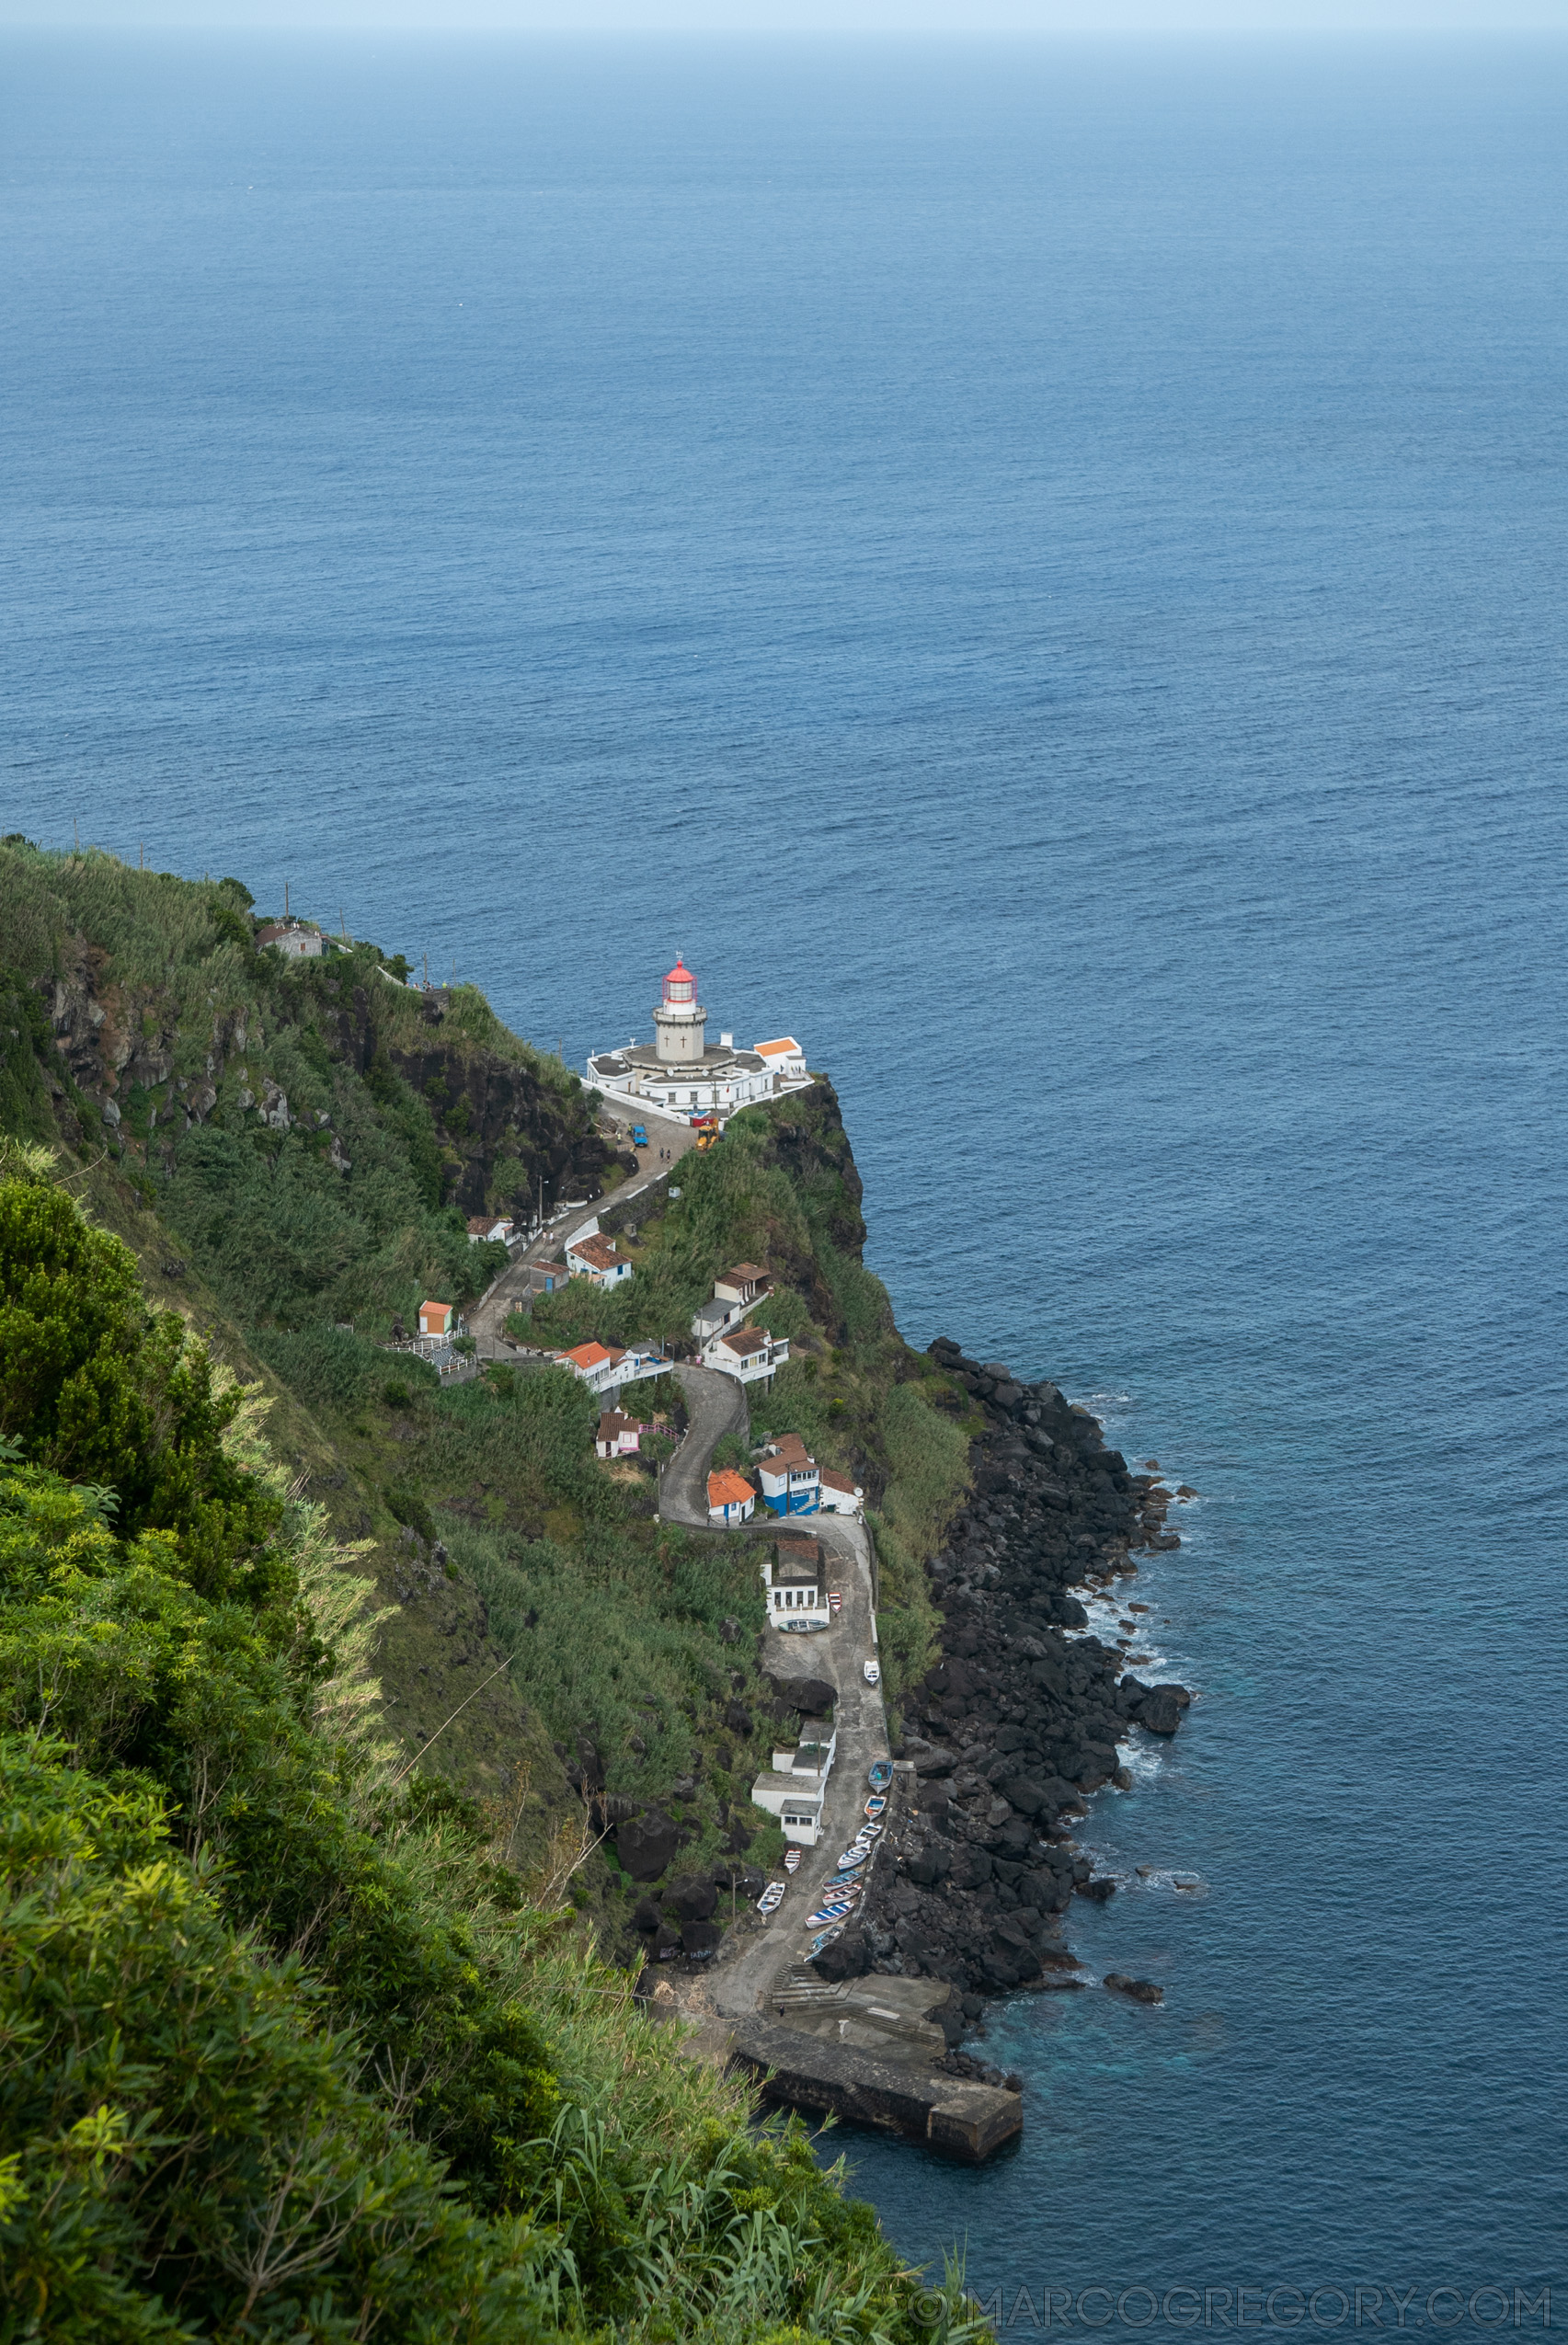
[256,920,326,960]
[585,956,814,1123]
[758,1435,819,1517]
[706,1469,757,1527]
[818,1467,864,1518]
[702,1323,789,1387]
[554,1339,670,1399]
[761,1532,826,1619]
[597,1410,645,1458]
[749,1722,837,1847]
[566,1231,633,1287]
[466,1215,514,1244]
[691,1264,772,1343]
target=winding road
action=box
[663,1364,894,2019]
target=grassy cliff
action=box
[0,835,995,2339]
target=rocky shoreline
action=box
[812,1340,1193,2057]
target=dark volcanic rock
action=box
[844,1340,1196,2040]
[616,1808,681,1882]
[1104,1973,1164,2005]
[764,1671,837,1716]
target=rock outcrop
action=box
[848,1342,1192,2015]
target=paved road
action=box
[662,1367,893,2019]
[663,1365,749,1524]
[468,1104,696,1359]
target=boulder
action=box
[1104,1973,1164,2005]
[1132,1688,1185,1736]
[812,1929,869,1983]
[910,1744,957,1779]
[680,1920,721,1960]
[1073,1877,1116,1904]
[999,1775,1050,1818]
[723,1699,754,1737]
[764,1670,837,1715]
[615,1808,681,1882]
[668,1876,718,1924]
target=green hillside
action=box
[0,837,984,2336]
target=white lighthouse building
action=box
[652,956,707,1065]
[585,955,808,1124]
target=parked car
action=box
[863,1660,881,1686]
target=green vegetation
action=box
[0,838,987,2333]
[0,1164,986,2342]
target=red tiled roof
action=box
[819,1467,860,1495]
[569,1232,625,1273]
[561,1341,623,1371]
[707,1470,755,1507]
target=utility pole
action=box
[139,841,144,870]
[284,880,290,919]
[74,818,80,852]
[340,906,347,941]
[424,952,429,988]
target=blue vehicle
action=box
[630,1125,649,1149]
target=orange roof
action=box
[561,1341,623,1371]
[419,1299,452,1324]
[753,1037,801,1058]
[568,1232,624,1272]
[707,1470,755,1507]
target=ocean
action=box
[4,35,1566,2330]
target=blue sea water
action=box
[4,35,1567,2332]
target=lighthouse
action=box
[653,955,706,1065]
[584,955,808,1122]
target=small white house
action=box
[753,1037,806,1079]
[749,1722,836,1846]
[692,1295,742,1343]
[706,1469,757,1527]
[255,921,325,960]
[466,1215,514,1245]
[566,1231,633,1287]
[597,1410,645,1458]
[761,1533,824,1620]
[556,1340,670,1398]
[714,1264,771,1307]
[818,1467,864,1518]
[703,1324,789,1387]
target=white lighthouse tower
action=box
[653,955,707,1066]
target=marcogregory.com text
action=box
[922,2287,1553,2331]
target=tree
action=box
[0,1182,279,1587]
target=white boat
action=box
[864,1796,887,1818]
[863,1660,880,1685]
[783,1847,802,1873]
[757,1882,786,1916]
[808,1925,843,1955]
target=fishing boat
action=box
[868,1761,893,1791]
[783,1847,802,1874]
[864,1796,887,1819]
[757,1881,787,1916]
[834,1849,868,1875]
[808,1925,843,1956]
[806,1903,853,1927]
